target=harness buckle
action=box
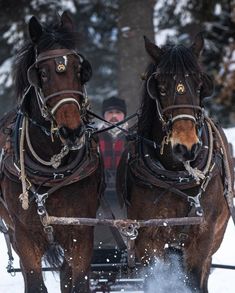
[44,225,54,234]
[37,206,47,216]
[188,193,204,216]
[35,192,48,216]
[41,106,49,119]
[43,225,54,244]
[53,173,64,180]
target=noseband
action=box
[146,71,205,133]
[27,48,88,121]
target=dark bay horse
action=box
[117,34,234,292]
[0,12,103,293]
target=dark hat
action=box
[102,97,127,116]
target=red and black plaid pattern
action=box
[99,132,125,170]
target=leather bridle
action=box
[146,71,205,134]
[27,48,89,122]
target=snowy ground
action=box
[0,218,234,292]
[0,127,235,292]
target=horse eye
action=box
[40,70,48,82]
[159,87,166,96]
[74,64,81,76]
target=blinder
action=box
[200,73,214,99]
[80,58,92,84]
[27,64,40,88]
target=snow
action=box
[0,128,235,292]
[0,58,13,90]
[0,221,234,292]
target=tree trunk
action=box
[118,0,155,116]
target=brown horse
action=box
[117,33,234,292]
[0,12,103,293]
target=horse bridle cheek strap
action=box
[146,73,165,124]
[28,48,88,120]
[146,71,205,132]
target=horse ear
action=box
[190,32,204,57]
[144,36,163,63]
[28,16,43,43]
[200,73,214,99]
[80,59,92,84]
[61,11,74,31]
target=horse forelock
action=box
[158,44,201,75]
[37,21,78,52]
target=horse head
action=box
[25,12,92,150]
[144,33,214,163]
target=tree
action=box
[0,0,118,115]
[117,0,155,115]
[153,0,235,126]
[0,1,234,126]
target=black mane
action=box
[13,18,79,100]
[138,44,201,136]
[157,44,201,75]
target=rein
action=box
[88,110,161,149]
[87,110,136,134]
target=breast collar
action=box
[127,121,221,191]
[2,112,100,187]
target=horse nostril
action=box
[59,126,70,139]
[174,144,187,156]
[173,143,196,161]
[58,125,84,141]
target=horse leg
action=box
[185,260,210,293]
[184,240,212,293]
[14,227,47,293]
[60,259,72,293]
[185,202,229,293]
[65,228,93,293]
[135,230,165,263]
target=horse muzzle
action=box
[58,125,86,150]
[172,141,201,162]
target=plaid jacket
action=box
[99,131,126,171]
